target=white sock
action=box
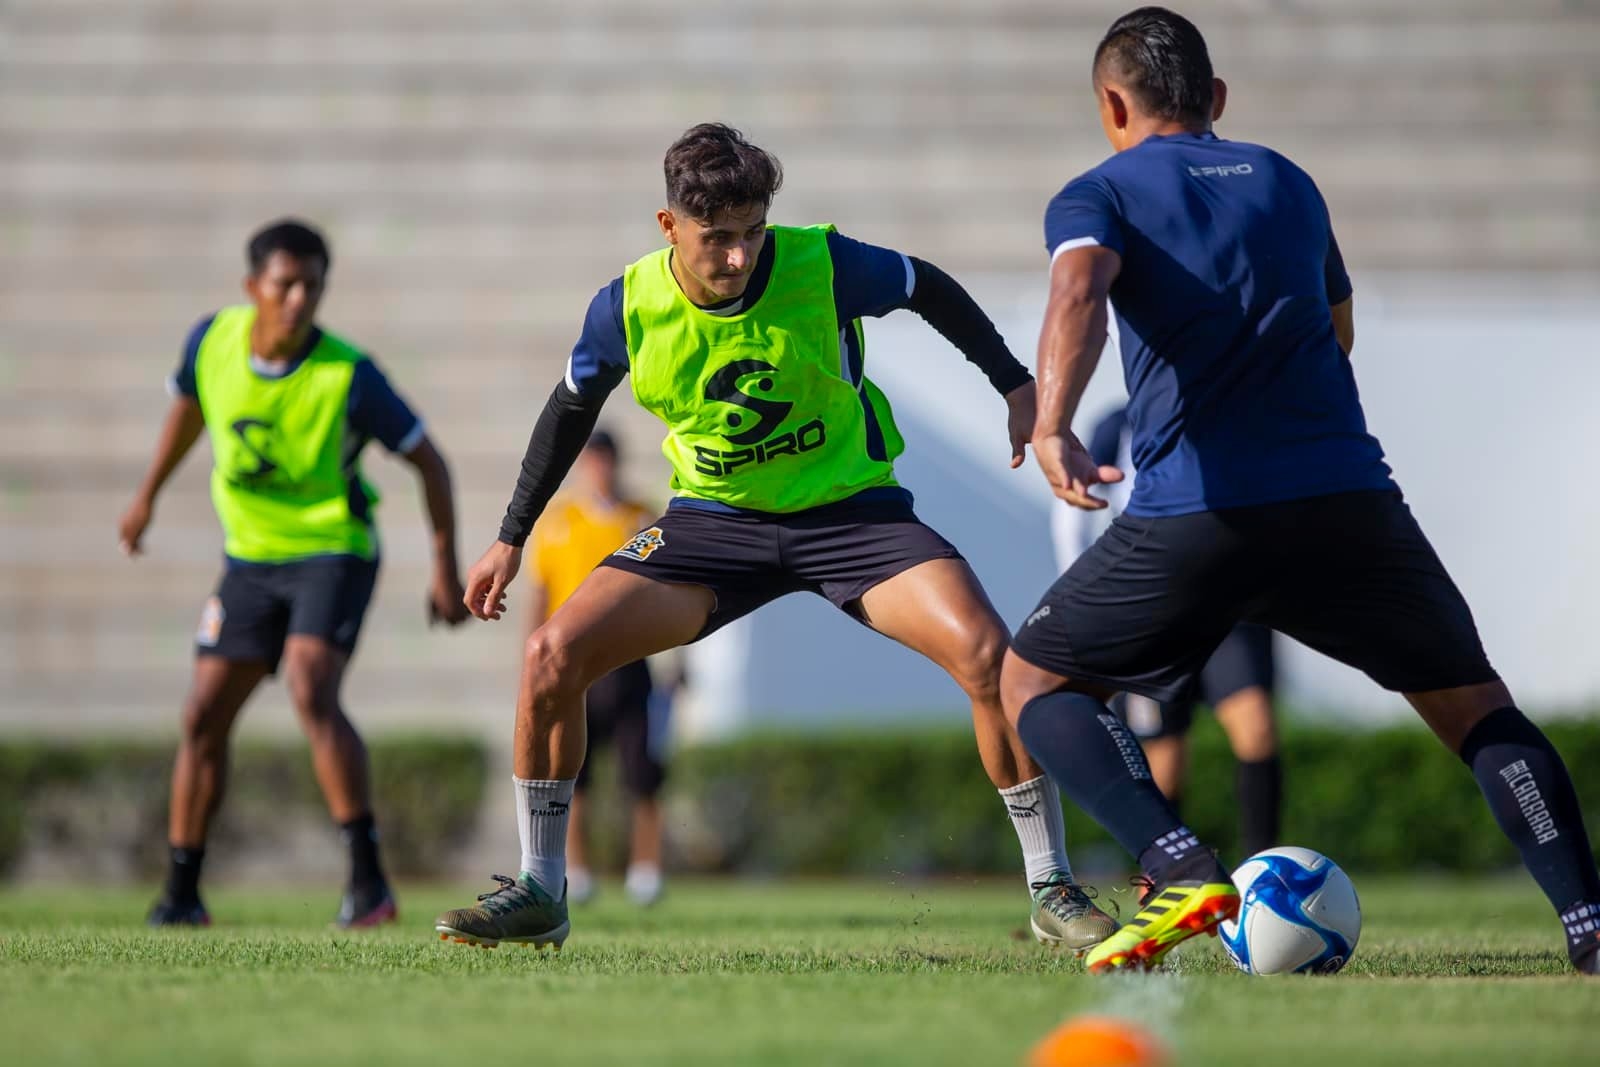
[514,776,575,898]
[999,775,1073,888]
[625,862,663,906]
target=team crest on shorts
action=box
[614,526,666,562]
[196,596,225,647]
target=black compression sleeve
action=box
[905,257,1033,395]
[497,381,605,547]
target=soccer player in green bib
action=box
[434,124,1117,953]
[118,220,470,928]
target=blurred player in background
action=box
[1052,405,1281,859]
[524,429,667,906]
[1002,7,1600,975]
[435,122,1117,954]
[118,219,469,928]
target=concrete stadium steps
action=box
[4,0,1597,733]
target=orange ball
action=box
[1026,1015,1170,1067]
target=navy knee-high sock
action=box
[1236,756,1282,859]
[1459,707,1600,964]
[1016,691,1213,879]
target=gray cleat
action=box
[435,873,570,951]
[1029,872,1119,954]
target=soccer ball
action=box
[1219,846,1361,975]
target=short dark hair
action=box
[663,123,784,221]
[247,219,330,275]
[1093,7,1214,125]
[585,429,618,457]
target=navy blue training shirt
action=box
[1045,131,1394,517]
[564,230,915,400]
[171,315,425,456]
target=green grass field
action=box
[1,877,1591,1065]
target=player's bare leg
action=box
[857,558,1032,788]
[626,795,665,905]
[282,638,367,822]
[515,567,711,781]
[1141,736,1186,802]
[151,656,268,926]
[1404,679,1513,754]
[1215,687,1275,762]
[565,790,595,903]
[281,635,394,928]
[437,566,710,948]
[857,557,1115,951]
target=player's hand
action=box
[117,495,154,557]
[1003,381,1037,469]
[1034,431,1124,510]
[427,567,470,628]
[463,541,522,621]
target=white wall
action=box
[676,273,1600,737]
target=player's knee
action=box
[283,659,340,725]
[950,627,1007,706]
[523,625,583,703]
[179,698,232,752]
[1218,689,1277,759]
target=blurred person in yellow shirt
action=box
[525,430,665,905]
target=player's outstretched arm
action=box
[1033,245,1124,510]
[465,380,606,621]
[118,395,205,556]
[900,256,1037,466]
[401,435,469,627]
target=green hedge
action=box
[0,738,486,879]
[623,717,1600,876]
[6,719,1599,881]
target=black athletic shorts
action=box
[1118,622,1276,739]
[598,492,963,640]
[195,554,379,673]
[576,659,664,797]
[1012,490,1497,703]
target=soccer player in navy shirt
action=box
[118,220,470,928]
[435,125,1117,953]
[1000,8,1600,974]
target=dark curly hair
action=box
[663,123,784,220]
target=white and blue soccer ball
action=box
[1219,846,1361,975]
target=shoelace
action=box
[477,874,536,913]
[1029,877,1101,920]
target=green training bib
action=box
[622,224,905,512]
[194,306,379,562]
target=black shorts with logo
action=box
[196,554,380,673]
[598,491,963,640]
[1012,490,1497,703]
[1117,622,1276,740]
[575,659,665,797]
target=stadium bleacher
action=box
[3,0,1595,733]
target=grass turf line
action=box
[0,877,1591,1066]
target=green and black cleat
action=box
[1029,872,1119,955]
[434,873,569,951]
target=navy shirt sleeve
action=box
[1044,174,1125,259]
[348,358,425,454]
[565,279,630,400]
[1324,227,1353,305]
[826,231,915,321]
[169,314,215,398]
